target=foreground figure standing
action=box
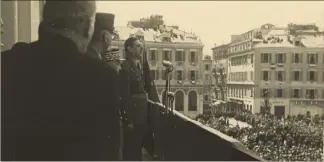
[120,37,160,160]
[2,1,121,161]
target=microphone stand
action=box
[163,65,174,115]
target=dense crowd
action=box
[196,111,324,161]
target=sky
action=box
[97,1,324,55]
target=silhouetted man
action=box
[2,1,120,161]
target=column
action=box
[184,93,188,116]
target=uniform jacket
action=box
[120,58,160,125]
[1,31,121,161]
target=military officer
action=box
[120,37,160,160]
[87,13,115,60]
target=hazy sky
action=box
[97,1,324,55]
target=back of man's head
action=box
[42,1,96,37]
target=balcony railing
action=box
[144,99,264,161]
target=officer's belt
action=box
[131,93,148,99]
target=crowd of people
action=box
[196,110,324,161]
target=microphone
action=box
[162,60,173,67]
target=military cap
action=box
[94,13,115,33]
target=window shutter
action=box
[189,52,191,62]
[268,71,271,81]
[174,71,178,80]
[195,52,198,63]
[307,54,310,63]
[269,54,272,63]
[316,53,318,64]
[188,70,191,80]
[275,71,278,80]
[261,71,264,81]
[291,71,294,81]
[283,54,286,63]
[182,71,184,80]
[195,71,198,80]
[315,89,318,98]
[275,53,278,63]
[300,53,303,63]
[156,70,159,80]
[307,71,310,81]
[292,53,295,63]
[314,71,318,82]
[182,52,185,61]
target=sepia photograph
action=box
[1,0,323,161]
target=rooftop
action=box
[113,26,203,44]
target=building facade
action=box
[202,55,213,111]
[211,44,229,101]
[111,23,204,118]
[219,23,324,117]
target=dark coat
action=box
[1,32,121,161]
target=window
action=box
[276,71,285,81]
[163,50,171,61]
[162,37,171,42]
[190,70,196,80]
[261,53,271,63]
[293,53,301,63]
[190,51,196,62]
[205,64,210,70]
[292,89,301,98]
[150,50,157,61]
[276,89,283,98]
[262,71,270,81]
[176,70,183,80]
[244,89,247,96]
[306,89,316,99]
[307,71,317,82]
[204,95,208,101]
[260,89,270,97]
[292,71,301,81]
[276,53,285,64]
[307,53,318,64]
[175,50,185,61]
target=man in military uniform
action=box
[2,1,121,161]
[87,13,115,60]
[120,37,160,160]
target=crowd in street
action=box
[196,111,324,161]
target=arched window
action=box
[188,91,197,111]
[175,91,184,111]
